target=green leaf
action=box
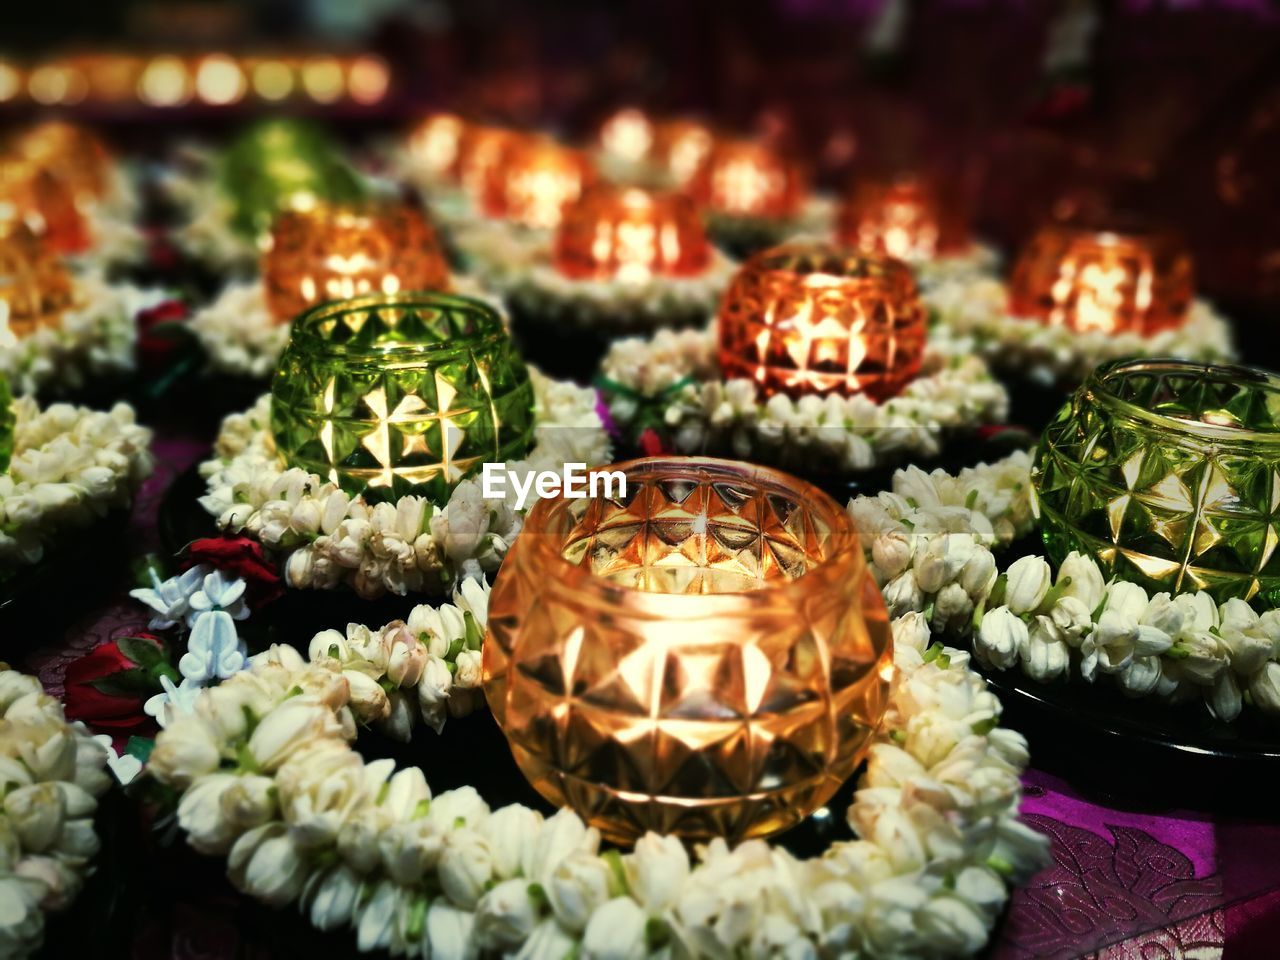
[126,736,155,763]
[116,635,167,669]
[90,668,162,698]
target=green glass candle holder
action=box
[1032,358,1280,606]
[270,292,536,503]
[219,119,364,240]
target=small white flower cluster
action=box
[160,158,261,273]
[976,553,1280,721]
[148,604,1045,958]
[189,277,508,379]
[854,451,1280,719]
[189,282,292,379]
[0,397,154,568]
[197,372,609,598]
[70,164,148,273]
[0,272,160,397]
[602,325,1009,471]
[788,229,1000,292]
[1,667,112,959]
[925,276,1236,382]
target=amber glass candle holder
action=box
[837,177,967,261]
[11,121,111,203]
[652,119,713,187]
[0,157,92,254]
[262,201,449,324]
[1033,359,1280,606]
[1009,223,1194,335]
[485,456,892,843]
[0,219,76,337]
[481,137,594,230]
[552,184,711,283]
[598,107,655,164]
[688,140,804,219]
[270,292,535,503]
[407,113,465,181]
[717,241,926,401]
[454,125,517,204]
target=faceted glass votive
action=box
[482,137,594,230]
[652,119,713,187]
[270,292,535,503]
[837,177,967,261]
[1009,222,1194,335]
[688,140,805,219]
[262,201,450,324]
[717,241,927,401]
[11,121,111,203]
[0,219,76,337]
[599,108,655,164]
[454,125,517,204]
[484,456,892,843]
[218,119,364,240]
[0,157,91,254]
[1033,359,1280,606]
[553,184,711,282]
[407,113,465,180]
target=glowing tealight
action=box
[689,140,804,219]
[838,177,967,261]
[347,56,389,105]
[301,57,344,103]
[251,60,295,101]
[139,56,192,107]
[599,107,655,163]
[195,54,246,106]
[484,137,593,229]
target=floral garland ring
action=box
[1,666,114,959]
[188,276,507,380]
[599,325,1009,471]
[453,219,739,333]
[924,276,1237,382]
[850,451,1280,720]
[0,397,154,570]
[0,272,161,397]
[145,586,1047,958]
[197,372,610,598]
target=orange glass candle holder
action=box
[0,219,76,337]
[837,177,967,261]
[407,113,465,181]
[454,125,517,203]
[717,242,927,400]
[11,121,111,203]
[553,184,711,282]
[1008,222,1194,335]
[482,137,593,230]
[598,107,655,163]
[262,201,450,324]
[653,119,713,186]
[0,157,92,254]
[688,140,804,219]
[484,456,892,843]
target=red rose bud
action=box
[63,636,163,751]
[181,536,284,607]
[137,298,191,373]
[637,427,671,457]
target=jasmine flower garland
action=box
[197,371,610,598]
[599,326,1008,470]
[924,276,1236,382]
[0,667,113,959]
[145,597,1048,958]
[0,272,164,397]
[851,451,1280,719]
[0,397,154,569]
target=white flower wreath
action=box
[145,579,1047,958]
[0,397,154,569]
[450,218,739,334]
[0,272,160,398]
[0,667,114,959]
[850,450,1280,720]
[924,276,1237,382]
[188,277,509,380]
[197,372,610,599]
[599,326,1009,472]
